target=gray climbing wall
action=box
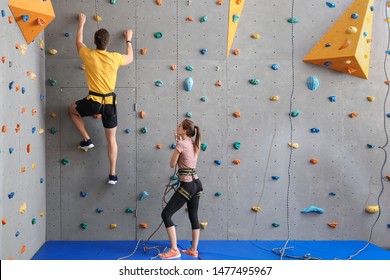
[0,4,46,259]
[44,0,390,250]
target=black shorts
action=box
[75,98,117,128]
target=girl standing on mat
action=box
[159,119,203,259]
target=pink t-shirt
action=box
[176,139,199,182]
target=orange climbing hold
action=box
[140,223,148,229]
[233,111,241,118]
[21,107,26,113]
[216,0,224,5]
[141,48,147,55]
[171,64,177,71]
[140,111,146,119]
[156,0,163,5]
[8,16,13,24]
[215,80,222,87]
[15,124,20,133]
[32,109,37,116]
[232,159,241,165]
[327,222,339,228]
[2,218,6,225]
[21,167,26,173]
[15,85,20,92]
[156,144,162,149]
[27,144,31,153]
[310,158,318,164]
[2,125,6,133]
[1,56,6,63]
[233,48,240,55]
[185,17,193,22]
[349,112,358,118]
[21,245,26,254]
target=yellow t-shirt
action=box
[79,45,125,104]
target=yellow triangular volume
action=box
[227,0,246,57]
[303,0,374,79]
[9,0,56,45]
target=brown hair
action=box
[94,28,110,50]
[182,119,201,154]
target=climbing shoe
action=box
[159,248,181,260]
[78,139,94,152]
[108,174,118,185]
[181,248,199,258]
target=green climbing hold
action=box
[50,127,58,134]
[200,96,207,102]
[272,222,280,227]
[288,17,300,23]
[232,14,240,22]
[200,16,207,23]
[61,158,70,166]
[233,141,241,150]
[154,32,163,38]
[155,80,163,87]
[186,112,192,118]
[249,78,260,85]
[290,110,300,117]
[140,127,148,133]
[32,218,37,225]
[201,143,207,151]
[185,65,193,71]
[214,192,222,197]
[48,78,57,86]
[80,223,87,230]
[125,208,134,213]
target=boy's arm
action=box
[123,29,134,65]
[76,13,86,53]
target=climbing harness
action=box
[88,91,117,117]
[176,168,203,201]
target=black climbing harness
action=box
[88,91,117,117]
[176,168,203,201]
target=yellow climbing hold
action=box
[365,205,379,213]
[110,224,117,229]
[48,49,57,55]
[200,222,208,229]
[79,64,86,70]
[288,142,299,149]
[94,15,102,21]
[251,206,261,212]
[367,96,375,102]
[251,34,260,39]
[40,212,44,217]
[270,96,279,101]
[19,202,27,214]
[39,128,45,134]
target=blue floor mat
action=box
[32,240,390,260]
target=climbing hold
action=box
[79,64,86,70]
[171,143,176,149]
[185,112,192,118]
[171,64,177,71]
[232,14,240,23]
[367,144,375,148]
[155,0,162,5]
[290,110,300,117]
[140,127,148,134]
[338,39,351,50]
[232,159,241,165]
[270,96,279,101]
[94,14,102,21]
[324,61,332,67]
[32,218,36,225]
[19,202,27,214]
[140,48,147,55]
[349,112,359,118]
[110,224,117,229]
[49,127,58,134]
[288,142,299,149]
[139,191,149,201]
[124,128,131,134]
[15,124,20,133]
[326,2,336,8]
[346,26,358,34]
[2,125,6,133]
[9,148,14,154]
[329,192,336,196]
[8,192,15,199]
[154,32,163,39]
[233,111,241,118]
[32,109,37,116]
[200,222,208,229]
[96,208,104,213]
[1,56,5,63]
[185,17,193,22]
[200,48,207,55]
[310,158,318,164]
[80,223,87,230]
[249,78,260,85]
[287,17,300,24]
[27,144,31,153]
[251,34,260,39]
[1,10,5,17]
[251,206,261,212]
[155,80,163,87]
[22,14,30,22]
[351,13,359,19]
[233,49,240,55]
[272,222,280,227]
[367,96,375,102]
[200,16,207,23]
[185,65,193,71]
[61,158,70,166]
[216,0,224,5]
[125,208,134,213]
[2,218,6,225]
[201,143,207,151]
[200,96,207,102]
[327,222,338,228]
[80,191,87,197]
[306,76,319,90]
[233,141,241,149]
[21,87,26,94]
[271,64,279,70]
[48,49,57,55]
[325,43,331,47]
[48,78,57,86]
[139,111,146,119]
[64,32,70,37]
[365,205,379,213]
[214,160,222,165]
[50,112,57,118]
[156,144,162,149]
[310,128,320,133]
[9,81,14,90]
[328,95,337,102]
[272,176,280,180]
[8,16,13,24]
[215,80,222,87]
[139,223,148,229]
[39,128,44,134]
[300,206,325,214]
[214,192,222,197]
[184,77,193,91]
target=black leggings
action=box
[161,179,203,230]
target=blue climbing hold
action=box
[272,176,280,180]
[326,2,335,8]
[32,127,36,134]
[8,192,15,199]
[328,192,336,196]
[310,128,320,133]
[15,231,20,237]
[300,206,325,214]
[139,191,149,201]
[40,178,44,184]
[184,77,193,92]
[324,62,332,67]
[214,160,222,165]
[22,15,30,22]
[387,224,390,228]
[232,14,240,22]
[214,192,222,197]
[124,128,131,134]
[171,143,176,149]
[367,144,375,148]
[272,222,281,227]
[233,142,241,149]
[80,191,87,197]
[351,13,359,19]
[96,208,104,213]
[271,64,279,70]
[40,95,45,101]
[9,81,14,90]
[200,48,207,55]
[65,32,71,37]
[9,147,14,154]
[325,43,331,47]
[370,6,374,11]
[306,75,319,91]
[1,10,5,17]
[21,87,26,94]
[328,96,337,102]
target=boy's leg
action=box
[104,127,118,178]
[69,102,91,141]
